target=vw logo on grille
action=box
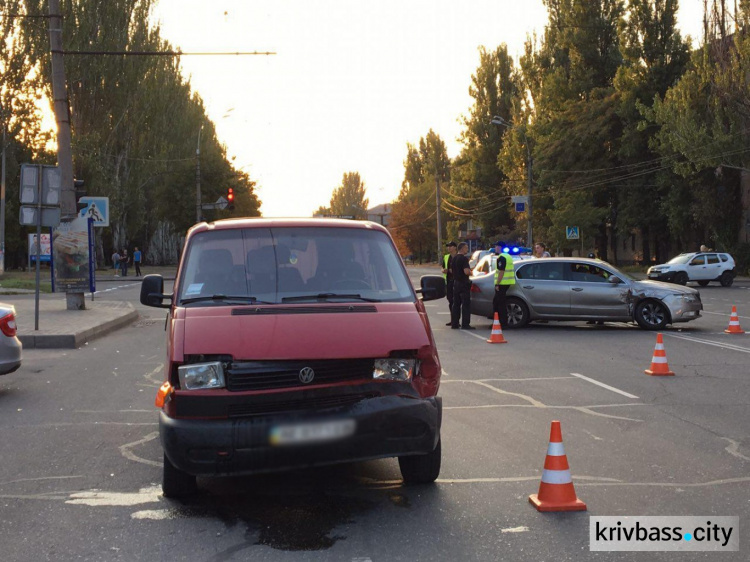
[299,367,315,384]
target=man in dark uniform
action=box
[442,241,457,325]
[450,242,475,330]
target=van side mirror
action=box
[418,275,446,301]
[140,274,172,309]
[608,276,622,285]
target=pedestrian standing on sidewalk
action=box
[112,250,120,278]
[442,241,457,325]
[120,248,129,277]
[133,247,142,277]
[450,242,475,330]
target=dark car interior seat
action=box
[247,246,277,294]
[308,242,367,291]
[196,249,237,295]
[275,244,305,293]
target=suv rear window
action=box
[177,227,414,304]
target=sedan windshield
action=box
[177,226,415,305]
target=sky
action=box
[151,0,706,218]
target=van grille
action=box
[225,359,374,392]
[227,392,379,417]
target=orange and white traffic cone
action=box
[724,306,745,334]
[529,420,587,512]
[644,333,675,376]
[486,313,508,344]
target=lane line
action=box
[442,377,576,382]
[665,333,750,353]
[701,310,750,320]
[570,372,639,399]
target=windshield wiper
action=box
[281,293,381,303]
[181,295,270,305]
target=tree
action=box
[453,45,519,237]
[329,172,368,218]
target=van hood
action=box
[179,302,432,360]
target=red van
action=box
[141,218,446,497]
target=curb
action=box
[18,309,140,349]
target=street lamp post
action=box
[491,116,533,247]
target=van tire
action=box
[399,439,441,484]
[162,454,197,498]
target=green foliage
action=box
[329,172,369,219]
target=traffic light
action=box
[74,179,86,212]
[226,187,235,210]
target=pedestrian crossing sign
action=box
[566,226,579,240]
[78,197,110,227]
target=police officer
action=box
[442,241,457,325]
[493,241,515,328]
[450,242,475,330]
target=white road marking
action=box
[443,377,576,382]
[501,527,530,533]
[570,373,639,399]
[701,310,750,320]
[66,486,162,507]
[119,432,161,468]
[94,283,139,295]
[665,333,750,353]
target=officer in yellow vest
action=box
[442,241,457,324]
[493,241,515,328]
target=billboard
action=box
[28,233,52,262]
[52,217,91,292]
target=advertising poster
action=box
[52,217,91,293]
[28,233,52,262]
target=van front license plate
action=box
[269,419,356,446]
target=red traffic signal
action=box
[226,188,235,210]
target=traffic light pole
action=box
[49,0,84,310]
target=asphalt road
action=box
[1,270,748,561]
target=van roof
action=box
[189,217,389,235]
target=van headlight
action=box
[177,361,226,390]
[373,359,417,381]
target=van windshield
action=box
[177,227,415,305]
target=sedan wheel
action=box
[506,298,530,329]
[674,272,688,285]
[635,300,670,330]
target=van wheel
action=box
[674,272,688,285]
[697,280,710,287]
[720,271,734,287]
[398,439,441,484]
[162,454,197,498]
[506,298,530,329]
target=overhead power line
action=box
[52,50,276,56]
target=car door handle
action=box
[523,285,535,289]
[572,287,584,292]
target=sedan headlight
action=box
[373,359,417,381]
[177,361,226,390]
[680,294,699,303]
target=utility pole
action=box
[525,144,533,248]
[196,125,203,223]
[435,163,443,264]
[48,0,84,309]
[1,125,6,275]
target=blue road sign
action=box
[515,202,526,212]
[78,196,110,227]
[566,226,580,240]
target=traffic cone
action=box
[529,420,587,512]
[724,306,745,334]
[644,333,675,376]
[486,313,508,344]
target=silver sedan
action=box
[469,257,703,330]
[0,303,22,375]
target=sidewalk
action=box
[7,294,138,349]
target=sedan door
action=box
[567,263,631,318]
[514,261,571,316]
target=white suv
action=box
[647,252,736,287]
